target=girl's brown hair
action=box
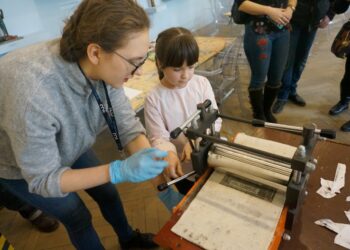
[155,27,199,80]
[60,0,150,62]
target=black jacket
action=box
[292,0,335,29]
[332,0,349,14]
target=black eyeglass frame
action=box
[113,50,149,75]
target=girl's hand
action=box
[266,7,290,25]
[163,151,184,178]
[180,142,193,162]
[282,7,293,21]
[319,16,330,28]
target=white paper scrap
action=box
[334,225,350,249]
[331,163,346,193]
[317,163,346,199]
[347,196,350,202]
[315,219,345,234]
[317,185,336,199]
[345,210,350,223]
[123,87,142,100]
[321,178,334,190]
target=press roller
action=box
[164,99,336,243]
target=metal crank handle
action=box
[157,171,196,191]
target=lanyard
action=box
[77,63,124,154]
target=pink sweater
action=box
[144,74,221,157]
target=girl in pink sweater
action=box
[145,27,221,210]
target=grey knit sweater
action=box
[0,39,145,197]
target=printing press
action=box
[155,99,336,250]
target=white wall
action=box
[0,0,217,55]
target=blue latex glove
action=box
[109,148,168,184]
[158,187,184,211]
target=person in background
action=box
[272,0,335,114]
[329,0,350,131]
[0,9,18,43]
[0,183,59,233]
[144,27,222,211]
[238,0,295,123]
[0,0,169,249]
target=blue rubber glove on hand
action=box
[158,188,184,211]
[109,148,168,184]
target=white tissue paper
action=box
[317,163,346,199]
[314,203,350,248]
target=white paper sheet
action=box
[331,163,346,193]
[335,225,350,249]
[171,171,285,250]
[317,163,346,199]
[315,219,348,234]
[345,210,350,223]
[123,87,142,100]
[315,217,350,248]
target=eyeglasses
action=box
[113,51,149,75]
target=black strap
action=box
[77,63,123,152]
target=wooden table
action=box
[125,36,228,112]
[154,128,350,250]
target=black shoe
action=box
[120,229,158,249]
[272,100,287,114]
[329,101,349,116]
[29,211,59,233]
[341,120,350,132]
[288,94,306,106]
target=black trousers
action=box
[0,183,36,218]
[340,56,350,101]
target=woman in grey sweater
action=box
[0,0,169,249]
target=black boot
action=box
[120,229,158,249]
[329,97,350,116]
[249,88,266,120]
[264,85,280,123]
[341,120,350,132]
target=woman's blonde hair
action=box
[60,0,150,62]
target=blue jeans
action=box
[277,24,318,100]
[244,24,290,90]
[0,149,133,250]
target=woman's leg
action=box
[244,25,272,120]
[267,30,290,87]
[340,57,350,131]
[244,25,272,90]
[0,183,59,233]
[71,149,134,242]
[340,56,350,101]
[264,30,290,122]
[278,24,301,102]
[0,178,104,250]
[74,150,158,248]
[329,56,350,116]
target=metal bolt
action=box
[297,145,306,158]
[283,233,291,241]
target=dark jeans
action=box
[278,24,318,100]
[0,149,133,250]
[0,183,41,220]
[339,56,350,101]
[244,24,290,90]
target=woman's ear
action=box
[86,43,102,65]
